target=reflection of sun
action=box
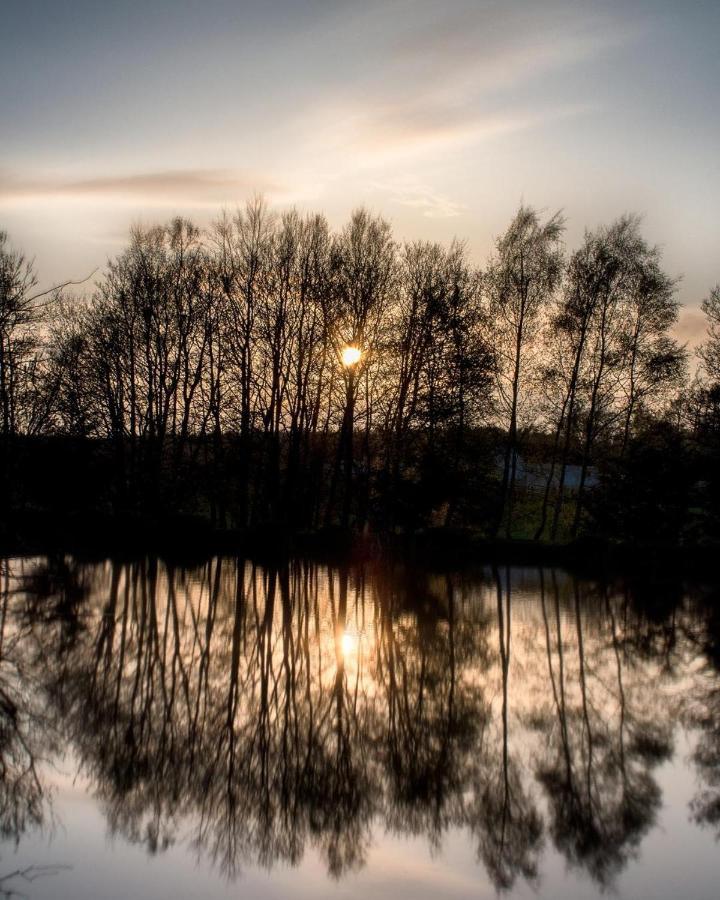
[341,631,358,658]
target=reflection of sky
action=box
[1,1,719,346]
[2,731,715,899]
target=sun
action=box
[341,346,361,367]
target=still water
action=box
[0,555,718,899]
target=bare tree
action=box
[699,285,720,385]
[486,206,565,538]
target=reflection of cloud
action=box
[0,169,282,205]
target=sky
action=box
[1,0,718,345]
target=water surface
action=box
[1,555,719,898]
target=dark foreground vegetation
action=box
[1,202,719,551]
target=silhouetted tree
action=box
[486,206,565,537]
[0,204,711,542]
[699,285,720,386]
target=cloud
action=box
[370,178,465,218]
[360,103,593,160]
[291,3,628,173]
[0,169,282,206]
[302,99,593,176]
[388,3,637,84]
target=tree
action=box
[212,198,274,525]
[616,242,685,454]
[0,232,44,440]
[569,219,682,536]
[699,285,720,385]
[486,206,565,537]
[535,217,684,540]
[535,223,625,540]
[325,209,396,528]
[49,219,213,511]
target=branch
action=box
[26,270,98,306]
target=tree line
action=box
[1,201,718,541]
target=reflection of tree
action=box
[535,571,669,888]
[0,864,70,899]
[466,566,542,891]
[684,590,720,835]
[377,572,487,848]
[31,558,384,878]
[688,689,720,833]
[312,567,374,877]
[12,553,715,892]
[0,558,59,844]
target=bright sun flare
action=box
[341,346,361,367]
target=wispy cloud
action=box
[388,4,638,87]
[291,3,629,173]
[358,103,594,161]
[300,99,594,179]
[0,169,281,206]
[370,177,465,218]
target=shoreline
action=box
[2,509,718,576]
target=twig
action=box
[26,270,98,305]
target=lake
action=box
[0,554,718,899]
